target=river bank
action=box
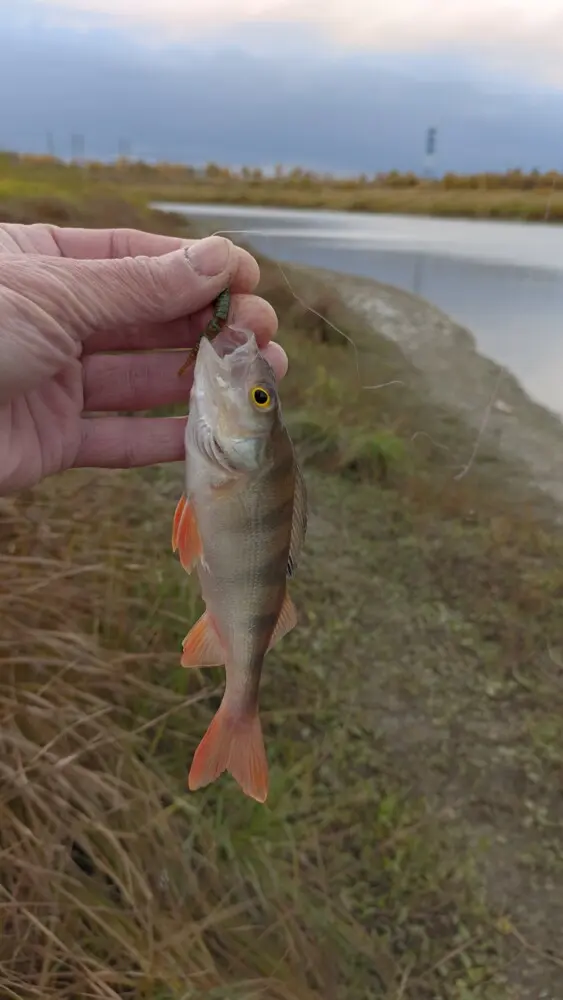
[148,179,563,223]
[322,267,563,510]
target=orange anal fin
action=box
[188,703,268,803]
[172,494,202,574]
[267,592,298,651]
[181,610,225,668]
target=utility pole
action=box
[423,126,437,179]
[46,131,56,158]
[117,137,132,161]
[70,132,85,165]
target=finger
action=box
[49,226,259,286]
[48,227,191,259]
[263,341,288,381]
[53,229,261,294]
[32,236,261,339]
[82,314,199,356]
[75,416,186,469]
[83,351,196,411]
[83,292,278,355]
[83,339,288,413]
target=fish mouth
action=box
[197,326,276,386]
[207,326,258,363]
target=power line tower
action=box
[46,131,56,158]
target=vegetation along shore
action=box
[1,171,563,998]
[3,150,563,221]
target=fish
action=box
[172,326,307,803]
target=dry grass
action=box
[0,191,188,234]
[149,183,563,222]
[2,191,563,998]
[0,468,503,1000]
[1,152,562,222]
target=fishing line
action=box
[453,365,505,481]
[208,226,501,482]
[210,227,404,395]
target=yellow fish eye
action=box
[250,386,271,408]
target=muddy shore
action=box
[294,264,563,511]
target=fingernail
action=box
[185,236,230,277]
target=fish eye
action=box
[250,386,272,409]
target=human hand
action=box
[0,225,286,495]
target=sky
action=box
[2,0,563,174]
[28,0,563,79]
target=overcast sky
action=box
[27,0,563,81]
[2,0,563,173]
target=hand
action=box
[0,225,286,495]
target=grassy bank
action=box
[1,192,563,998]
[151,184,563,223]
[2,152,563,222]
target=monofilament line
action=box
[210,228,405,394]
[454,366,506,481]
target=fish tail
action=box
[188,697,268,803]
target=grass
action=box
[2,151,563,222]
[150,183,563,223]
[1,191,563,998]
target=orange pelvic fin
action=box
[267,591,298,651]
[172,494,202,573]
[188,702,268,803]
[181,610,225,668]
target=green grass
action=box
[1,191,563,998]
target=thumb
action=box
[47,236,244,338]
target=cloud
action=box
[28,0,563,81]
[2,1,563,177]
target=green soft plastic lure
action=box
[177,288,231,377]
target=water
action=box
[155,202,563,417]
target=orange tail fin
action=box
[188,702,268,803]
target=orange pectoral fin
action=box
[172,494,202,574]
[267,592,298,652]
[171,494,186,550]
[181,611,225,668]
[188,702,268,803]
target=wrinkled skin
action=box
[0,226,287,495]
